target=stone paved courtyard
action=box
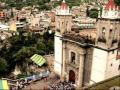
[23,72,60,90]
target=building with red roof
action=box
[99,0,120,19]
[56,0,71,15]
[54,0,120,88]
[105,0,120,10]
[60,0,68,10]
[0,11,6,19]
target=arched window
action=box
[109,29,113,39]
[62,22,64,29]
[113,28,117,40]
[109,24,113,39]
[66,22,68,31]
[102,27,106,38]
[118,65,120,70]
[58,21,60,29]
[71,52,76,64]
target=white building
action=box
[90,0,120,84]
[0,24,9,31]
[54,0,72,75]
[99,0,120,19]
[54,0,120,88]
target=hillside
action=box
[53,0,99,8]
[0,0,51,10]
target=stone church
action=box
[54,0,120,88]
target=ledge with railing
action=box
[66,60,79,69]
[63,32,95,45]
[112,39,118,44]
[97,37,106,43]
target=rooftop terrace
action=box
[63,29,97,45]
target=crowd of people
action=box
[48,81,75,90]
[9,70,50,90]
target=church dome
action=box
[99,0,120,19]
[56,0,71,15]
[60,0,69,10]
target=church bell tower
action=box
[96,0,120,49]
[54,0,72,75]
[90,0,120,84]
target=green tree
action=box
[115,0,120,6]
[15,2,23,10]
[13,46,37,73]
[86,6,89,17]
[89,8,98,18]
[37,42,46,53]
[53,1,61,8]
[0,58,7,77]
[38,4,51,10]
[7,1,16,7]
[47,40,54,54]
[0,29,54,77]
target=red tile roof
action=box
[0,12,6,18]
[105,0,120,10]
[116,55,120,59]
[60,1,68,10]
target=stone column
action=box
[66,73,69,82]
[62,42,66,81]
[77,54,84,88]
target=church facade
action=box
[54,0,120,88]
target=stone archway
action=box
[69,70,75,83]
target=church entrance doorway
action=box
[69,70,75,83]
